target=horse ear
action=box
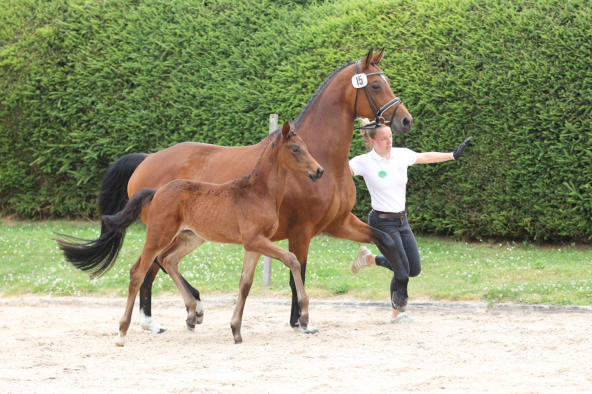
[363,48,374,68]
[281,121,291,139]
[373,48,385,65]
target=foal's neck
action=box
[245,134,288,204]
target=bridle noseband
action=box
[353,59,402,128]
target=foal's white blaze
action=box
[140,309,166,334]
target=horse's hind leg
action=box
[230,251,260,344]
[159,231,205,331]
[139,262,167,333]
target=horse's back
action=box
[127,141,263,198]
[127,135,356,240]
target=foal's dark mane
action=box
[233,130,282,187]
[294,61,353,126]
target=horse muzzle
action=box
[391,113,413,135]
[308,167,324,182]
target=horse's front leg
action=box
[325,212,409,308]
[230,251,260,344]
[288,235,318,334]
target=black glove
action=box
[453,136,472,160]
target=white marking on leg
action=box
[195,300,204,324]
[140,309,167,334]
[300,324,319,334]
[292,322,319,334]
[115,333,125,347]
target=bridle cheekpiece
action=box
[352,59,402,129]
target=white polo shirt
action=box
[349,148,418,213]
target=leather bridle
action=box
[353,59,402,128]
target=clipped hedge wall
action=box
[1,0,591,242]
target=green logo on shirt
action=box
[378,170,387,178]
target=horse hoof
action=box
[234,337,243,344]
[300,325,319,335]
[141,317,167,334]
[186,322,196,331]
[195,310,204,325]
[292,322,319,334]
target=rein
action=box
[353,59,402,128]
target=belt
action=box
[374,210,406,220]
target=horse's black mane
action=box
[258,58,359,142]
[294,61,353,126]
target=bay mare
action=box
[84,123,323,345]
[59,49,413,332]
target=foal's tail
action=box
[56,153,148,278]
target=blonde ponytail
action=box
[358,118,377,152]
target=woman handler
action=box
[349,119,471,322]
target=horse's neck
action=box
[298,87,355,170]
[294,66,357,170]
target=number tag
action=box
[351,73,368,88]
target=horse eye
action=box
[371,82,381,91]
[290,145,300,154]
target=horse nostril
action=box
[402,116,413,129]
[316,167,324,179]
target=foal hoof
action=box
[234,337,243,344]
[195,310,204,325]
[186,321,196,331]
[115,335,125,347]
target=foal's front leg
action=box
[230,251,260,344]
[245,236,310,332]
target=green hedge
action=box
[1,0,591,242]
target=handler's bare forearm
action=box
[415,152,454,164]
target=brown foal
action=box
[100,122,323,345]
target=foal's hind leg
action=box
[230,251,260,344]
[116,250,160,346]
[159,231,205,331]
[139,259,204,332]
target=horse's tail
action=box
[98,153,147,216]
[56,153,148,278]
[101,188,155,233]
